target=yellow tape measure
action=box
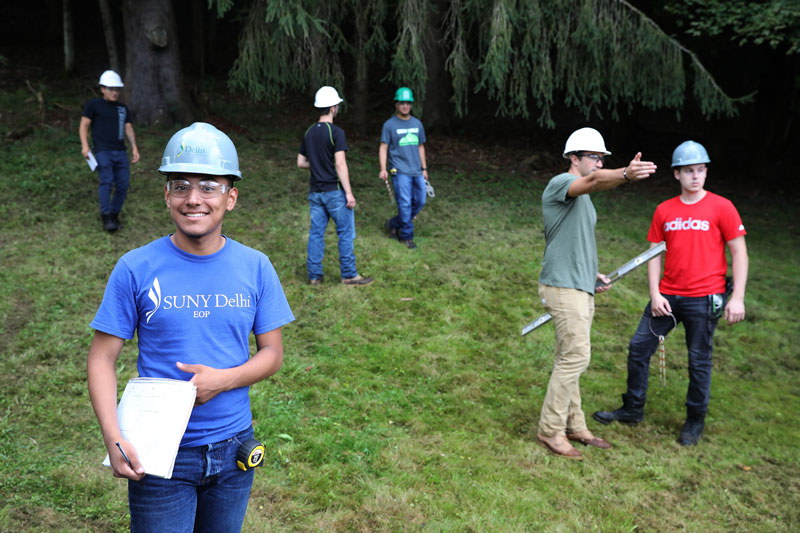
[236,438,265,471]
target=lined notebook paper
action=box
[103,377,196,479]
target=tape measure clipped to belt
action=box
[237,438,265,471]
[649,313,677,387]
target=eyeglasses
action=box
[578,153,604,161]
[167,179,230,198]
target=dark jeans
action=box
[307,190,357,280]
[95,149,130,215]
[387,173,426,240]
[622,292,724,416]
[128,426,255,533]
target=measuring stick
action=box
[385,178,395,204]
[521,241,667,337]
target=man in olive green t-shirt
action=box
[536,127,657,459]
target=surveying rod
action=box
[521,241,667,337]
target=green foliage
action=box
[227,0,340,102]
[226,0,387,105]
[223,0,746,125]
[387,0,429,113]
[208,0,235,18]
[666,0,800,54]
[463,0,742,125]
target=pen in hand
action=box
[115,441,133,469]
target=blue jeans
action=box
[128,427,255,533]
[388,173,426,240]
[622,293,724,416]
[95,150,130,215]
[307,190,357,280]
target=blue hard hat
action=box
[159,122,242,181]
[671,140,710,168]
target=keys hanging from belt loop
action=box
[649,312,677,387]
[657,335,667,386]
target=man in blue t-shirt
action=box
[297,86,373,286]
[87,122,294,532]
[379,87,430,249]
[79,70,140,232]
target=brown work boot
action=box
[567,430,612,449]
[536,434,583,460]
[341,275,374,286]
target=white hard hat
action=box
[98,70,124,88]
[562,127,611,158]
[314,86,343,108]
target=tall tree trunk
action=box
[122,0,194,126]
[352,4,370,135]
[422,1,450,130]
[98,0,120,72]
[192,0,205,76]
[62,0,75,73]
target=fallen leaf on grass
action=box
[400,297,414,301]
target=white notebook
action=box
[103,377,196,479]
[85,151,98,171]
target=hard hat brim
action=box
[159,163,242,181]
[314,97,343,108]
[562,150,611,159]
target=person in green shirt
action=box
[536,127,657,459]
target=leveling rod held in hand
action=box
[521,241,667,337]
[386,168,397,204]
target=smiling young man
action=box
[593,140,748,446]
[87,122,294,532]
[379,87,429,249]
[535,127,657,459]
[79,70,140,232]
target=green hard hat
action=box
[394,87,414,102]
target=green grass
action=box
[1,82,798,532]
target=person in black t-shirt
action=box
[79,70,140,232]
[297,86,372,286]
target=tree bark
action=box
[98,0,120,72]
[192,0,205,76]
[62,0,75,73]
[122,0,194,126]
[422,0,450,130]
[352,3,370,135]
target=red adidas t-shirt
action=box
[648,191,746,297]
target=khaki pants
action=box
[537,284,595,437]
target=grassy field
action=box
[1,79,799,532]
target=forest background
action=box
[1,0,799,531]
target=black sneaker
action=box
[111,213,122,230]
[403,239,417,249]
[102,215,118,232]
[384,219,399,240]
[592,407,644,426]
[678,414,705,446]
